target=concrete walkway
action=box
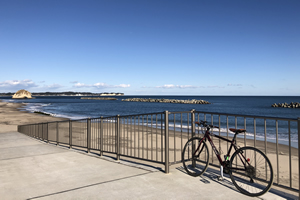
[0,132,297,200]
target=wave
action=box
[18,102,299,144]
[125,121,298,143]
[55,113,88,120]
[22,103,88,120]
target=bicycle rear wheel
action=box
[229,146,273,197]
[182,137,209,177]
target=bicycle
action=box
[182,120,274,197]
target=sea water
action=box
[2,96,300,146]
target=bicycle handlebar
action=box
[195,121,219,129]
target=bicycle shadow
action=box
[176,166,298,200]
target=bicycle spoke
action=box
[182,137,209,177]
[229,147,273,197]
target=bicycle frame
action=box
[184,123,274,197]
[198,129,240,167]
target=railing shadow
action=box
[176,165,298,200]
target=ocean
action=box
[2,96,300,147]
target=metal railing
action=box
[18,110,299,195]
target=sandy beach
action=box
[0,100,67,133]
[1,99,299,191]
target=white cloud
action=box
[74,82,88,87]
[117,84,130,88]
[44,84,63,89]
[156,84,199,89]
[73,82,130,89]
[227,84,243,87]
[0,80,64,92]
[207,85,219,88]
[94,83,106,87]
[35,83,64,91]
[0,79,38,91]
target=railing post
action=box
[46,123,49,143]
[41,124,43,140]
[69,120,72,149]
[56,122,59,146]
[191,109,196,168]
[297,117,300,199]
[43,123,46,141]
[100,116,103,156]
[87,118,91,153]
[36,124,38,138]
[191,109,195,137]
[164,111,169,174]
[116,115,120,160]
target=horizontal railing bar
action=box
[67,119,88,122]
[90,148,102,151]
[56,142,69,146]
[194,111,297,121]
[47,120,71,124]
[169,160,184,165]
[18,109,300,194]
[168,111,193,114]
[71,144,88,148]
[272,183,299,193]
[119,154,165,165]
[18,110,297,128]
[119,112,165,118]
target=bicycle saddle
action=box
[229,128,246,134]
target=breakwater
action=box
[271,102,300,108]
[122,98,210,104]
[81,97,117,100]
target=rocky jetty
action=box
[12,89,33,99]
[122,98,210,104]
[34,111,51,116]
[271,102,300,108]
[81,97,117,100]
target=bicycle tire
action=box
[229,146,274,197]
[182,137,209,177]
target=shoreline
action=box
[2,99,297,147]
[0,100,67,133]
[2,100,298,189]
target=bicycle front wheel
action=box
[182,137,209,177]
[229,146,273,197]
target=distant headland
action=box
[0,91,124,97]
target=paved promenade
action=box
[0,132,297,200]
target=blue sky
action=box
[0,0,299,95]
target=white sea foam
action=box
[131,121,298,144]
[54,113,88,120]
[18,101,299,145]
